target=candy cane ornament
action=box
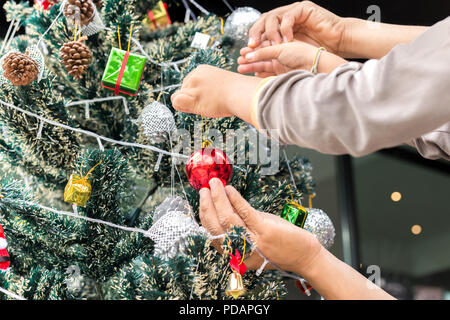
[0,225,10,271]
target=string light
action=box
[411,224,422,235]
[0,99,188,159]
[391,191,402,202]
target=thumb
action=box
[244,46,281,63]
[225,186,261,232]
[171,91,196,113]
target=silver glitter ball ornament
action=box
[152,196,193,223]
[224,7,261,48]
[147,210,205,260]
[140,101,176,138]
[304,208,335,249]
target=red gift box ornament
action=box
[185,142,233,191]
[0,224,10,271]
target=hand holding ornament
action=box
[199,178,323,276]
[200,179,395,300]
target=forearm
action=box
[341,18,428,59]
[255,18,450,156]
[227,75,263,127]
[317,51,348,73]
[300,247,395,300]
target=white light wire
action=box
[188,0,210,15]
[0,19,16,55]
[0,99,188,159]
[0,286,27,300]
[0,200,310,299]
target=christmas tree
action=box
[0,0,317,300]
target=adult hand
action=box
[199,178,323,275]
[248,1,347,56]
[237,41,348,76]
[171,65,262,126]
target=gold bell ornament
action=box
[225,271,246,299]
[64,160,102,207]
[224,234,247,299]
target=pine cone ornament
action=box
[64,0,95,26]
[2,51,39,86]
[92,0,102,9]
[60,37,92,80]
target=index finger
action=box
[209,178,246,231]
[248,14,267,48]
[199,187,225,251]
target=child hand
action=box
[171,65,262,125]
[199,178,324,275]
[248,1,346,55]
[238,42,348,76]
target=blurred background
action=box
[1,0,449,300]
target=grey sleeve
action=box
[409,123,450,160]
[256,17,450,158]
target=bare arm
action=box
[199,179,394,300]
[247,1,428,60]
[341,18,428,59]
[301,247,394,300]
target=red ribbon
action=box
[295,280,313,295]
[114,51,130,96]
[147,10,157,29]
[164,3,172,25]
[229,250,247,276]
[147,2,172,28]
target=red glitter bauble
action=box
[185,147,233,191]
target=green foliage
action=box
[3,0,31,23]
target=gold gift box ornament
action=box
[144,1,172,30]
[64,161,102,208]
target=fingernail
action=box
[209,178,222,188]
[245,52,255,61]
[248,38,255,46]
[283,36,288,43]
[199,188,207,199]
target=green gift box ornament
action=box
[281,201,309,228]
[101,47,147,96]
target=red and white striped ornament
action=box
[0,224,10,271]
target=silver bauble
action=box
[304,208,335,249]
[152,196,193,222]
[145,197,204,260]
[147,210,204,260]
[224,7,261,48]
[140,101,176,139]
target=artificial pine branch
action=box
[0,0,315,300]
